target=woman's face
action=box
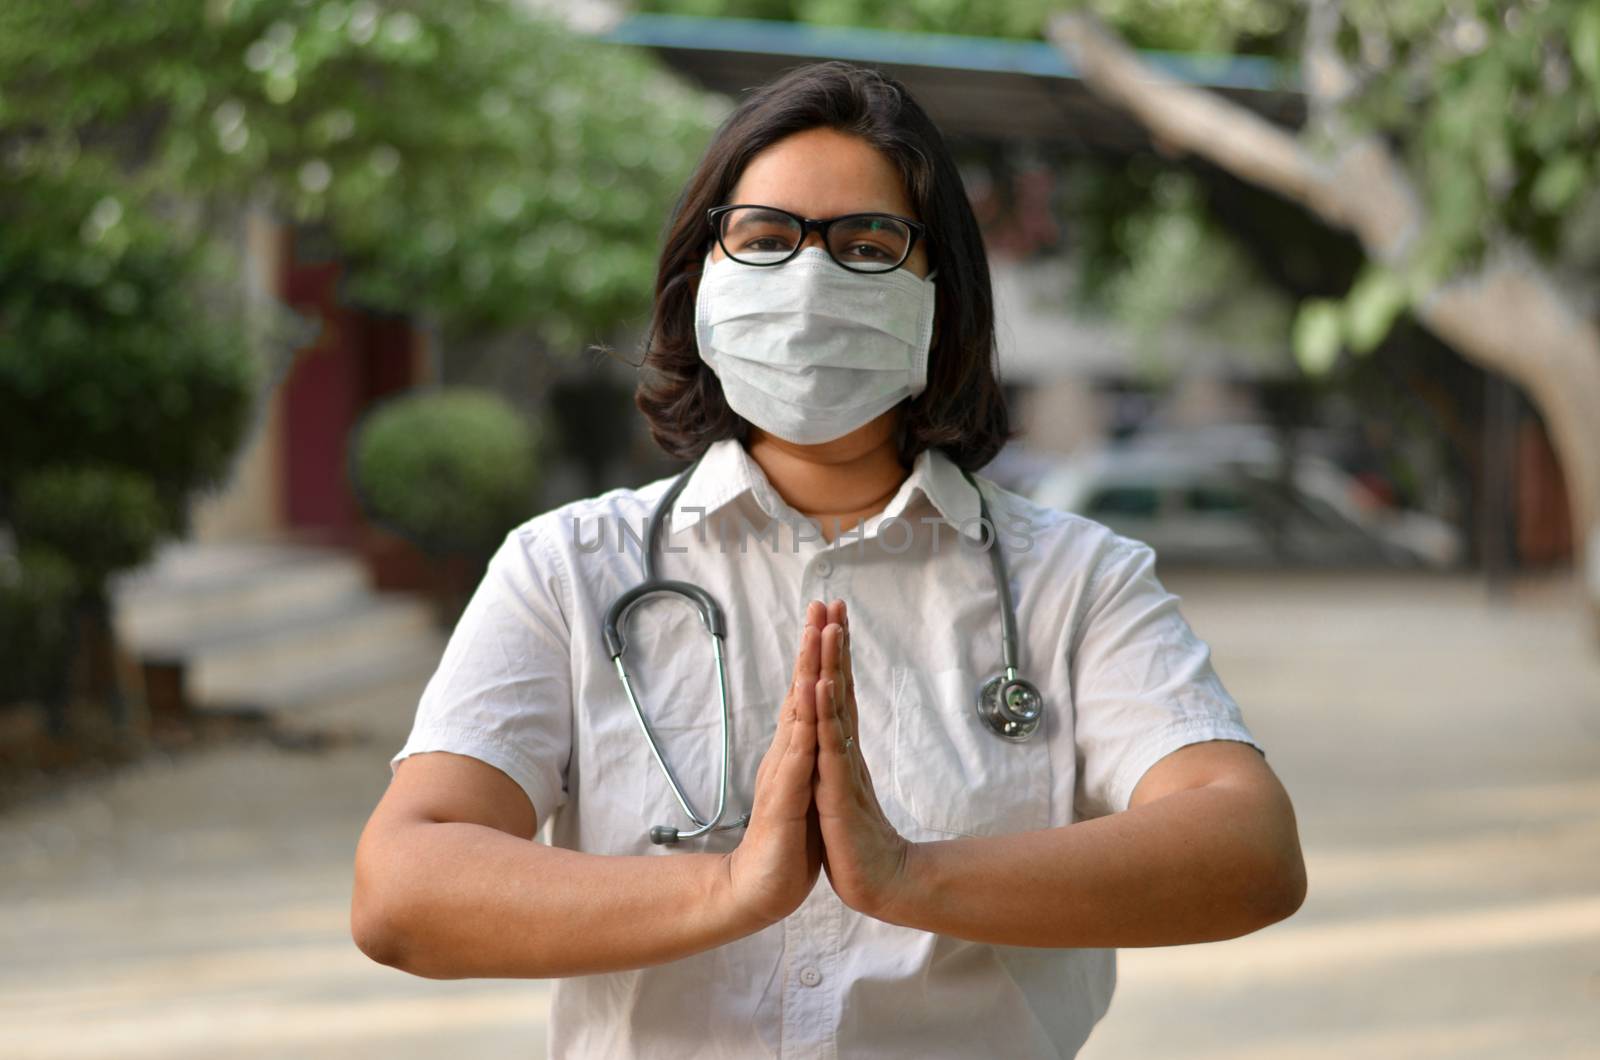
[712,127,931,279]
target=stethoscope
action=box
[601,455,1044,845]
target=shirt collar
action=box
[669,437,987,541]
[874,443,987,541]
[668,438,782,535]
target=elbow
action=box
[351,876,463,980]
[350,889,410,971]
[351,830,420,973]
[1249,842,1308,929]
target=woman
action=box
[353,61,1306,1058]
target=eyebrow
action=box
[726,206,916,227]
[723,207,794,233]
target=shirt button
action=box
[798,967,822,987]
[814,557,834,578]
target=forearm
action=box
[883,782,1306,948]
[354,820,755,979]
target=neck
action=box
[746,420,908,543]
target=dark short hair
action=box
[634,61,1010,471]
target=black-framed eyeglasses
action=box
[707,204,927,274]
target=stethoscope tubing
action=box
[611,635,738,841]
[603,455,749,843]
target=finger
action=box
[817,672,861,783]
[814,677,861,809]
[779,620,817,727]
[836,619,859,741]
[840,614,856,702]
[826,670,878,796]
[760,624,816,790]
[806,599,827,632]
[770,652,819,817]
[828,599,849,702]
[780,614,821,728]
[793,607,823,676]
[816,674,847,756]
[829,643,869,789]
[769,624,819,777]
[796,620,820,688]
[820,623,850,742]
[820,621,840,685]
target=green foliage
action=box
[0,547,77,705]
[1291,299,1342,375]
[0,0,721,343]
[0,156,257,631]
[0,79,261,706]
[0,1,719,700]
[354,388,540,558]
[1060,162,1296,379]
[9,467,170,594]
[1336,0,1600,275]
[638,0,1297,54]
[0,161,259,509]
[1342,266,1409,354]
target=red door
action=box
[278,226,416,544]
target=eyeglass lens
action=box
[717,207,912,272]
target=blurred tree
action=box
[0,161,258,520]
[0,0,721,345]
[0,156,258,725]
[1050,0,1600,629]
[0,0,721,721]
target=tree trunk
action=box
[1049,14,1600,633]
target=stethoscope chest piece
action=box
[977,671,1044,742]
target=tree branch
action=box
[1049,11,1600,620]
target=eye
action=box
[718,207,802,262]
[740,234,797,252]
[828,216,912,267]
[843,241,892,259]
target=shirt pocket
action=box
[889,665,1053,841]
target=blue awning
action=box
[604,14,1303,147]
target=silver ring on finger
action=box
[843,735,855,752]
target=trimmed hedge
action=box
[353,388,540,559]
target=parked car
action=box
[1027,435,1464,569]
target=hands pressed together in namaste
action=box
[724,599,914,929]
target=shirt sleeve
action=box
[389,522,574,828]
[1070,534,1263,820]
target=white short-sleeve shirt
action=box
[391,437,1262,1059]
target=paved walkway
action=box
[1082,572,1600,1059]
[2,572,1597,1058]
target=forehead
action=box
[729,127,916,219]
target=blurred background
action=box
[1,1,1597,1056]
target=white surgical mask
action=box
[694,246,937,445]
